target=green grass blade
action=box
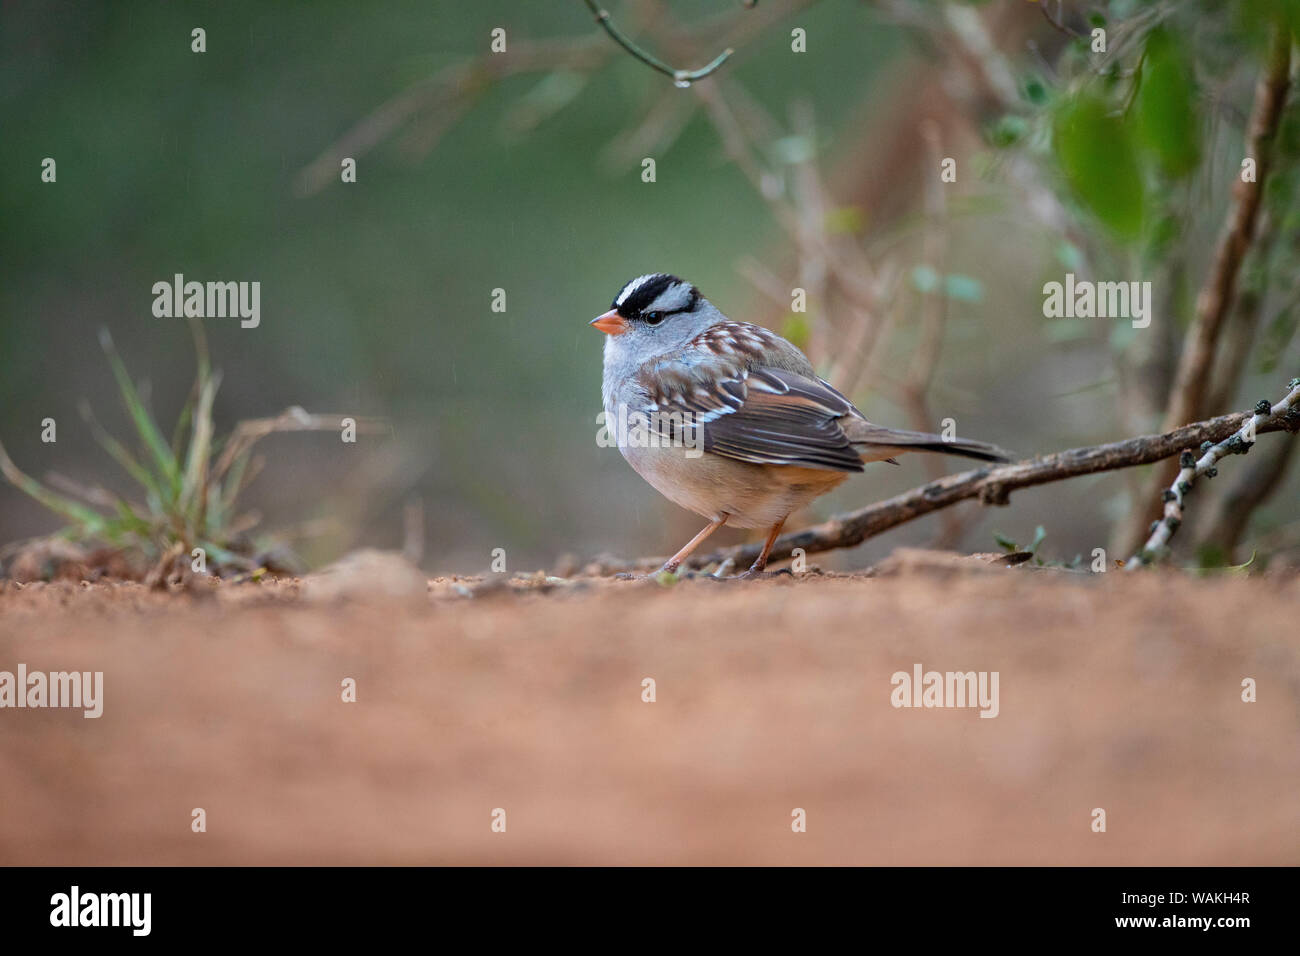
[179,369,221,527]
[219,447,253,519]
[78,400,164,500]
[112,498,156,537]
[170,394,196,460]
[98,328,181,499]
[0,437,109,535]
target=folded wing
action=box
[635,351,1011,471]
[635,359,866,472]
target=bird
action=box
[591,273,1011,578]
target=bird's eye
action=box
[643,311,664,325]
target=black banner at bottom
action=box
[0,866,1285,942]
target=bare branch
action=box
[1128,379,1300,566]
[1193,428,1296,559]
[586,385,1300,574]
[1038,0,1084,40]
[295,36,611,196]
[1163,27,1291,432]
[581,0,734,84]
[210,409,389,485]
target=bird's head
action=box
[590,273,723,363]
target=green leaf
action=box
[993,532,1019,553]
[1053,93,1145,239]
[1134,29,1200,178]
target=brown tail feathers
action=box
[846,423,1012,464]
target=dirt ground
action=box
[1,552,1297,865]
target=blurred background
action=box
[2,0,1298,575]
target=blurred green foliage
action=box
[1052,93,1145,240]
[3,0,1298,571]
[1134,28,1200,179]
[0,0,896,565]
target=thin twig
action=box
[295,36,611,195]
[1128,378,1300,566]
[581,0,734,84]
[693,76,892,392]
[1193,428,1297,559]
[1038,0,1083,40]
[210,409,389,484]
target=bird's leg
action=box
[659,516,728,575]
[738,518,786,578]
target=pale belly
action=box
[619,442,850,529]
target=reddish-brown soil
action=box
[1,558,1297,865]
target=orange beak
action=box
[589,309,629,336]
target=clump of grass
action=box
[0,321,379,583]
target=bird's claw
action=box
[734,567,793,581]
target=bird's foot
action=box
[614,566,732,584]
[615,564,688,584]
[734,566,794,581]
[614,569,663,582]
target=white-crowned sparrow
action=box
[592,273,1010,577]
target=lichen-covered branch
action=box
[1127,378,1300,567]
[1193,426,1297,559]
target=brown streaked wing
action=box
[705,367,865,471]
[634,357,866,473]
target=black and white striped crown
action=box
[612,273,699,318]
